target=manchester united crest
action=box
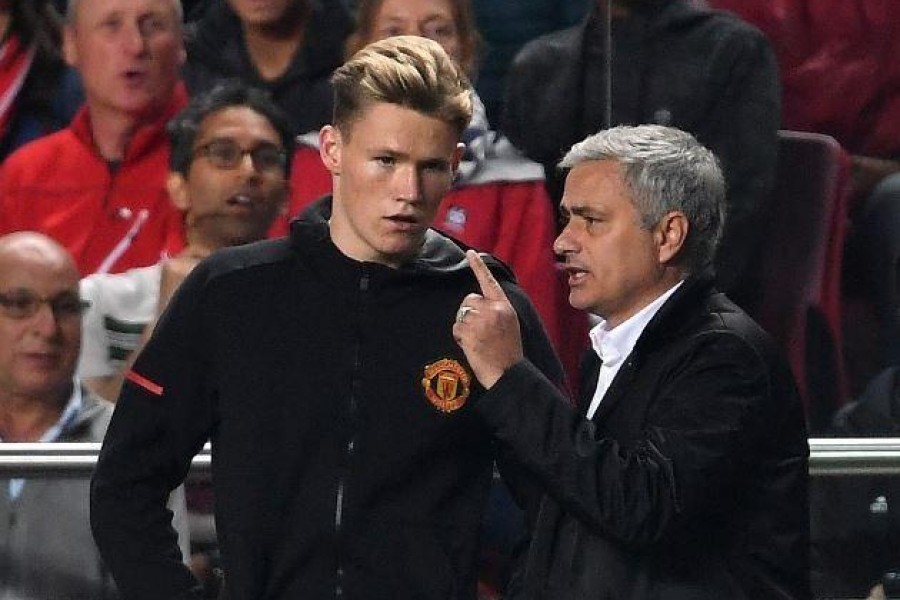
[421,359,471,413]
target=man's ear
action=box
[451,142,465,173]
[319,125,342,175]
[655,211,689,265]
[62,25,78,68]
[166,172,191,212]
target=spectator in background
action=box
[0,0,188,276]
[0,232,115,598]
[706,0,900,385]
[707,0,900,204]
[0,0,82,161]
[504,0,780,308]
[78,81,293,404]
[183,0,352,137]
[471,0,589,126]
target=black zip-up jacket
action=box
[90,199,563,600]
[183,0,352,135]
[475,275,810,599]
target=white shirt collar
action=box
[589,280,685,366]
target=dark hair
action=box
[167,80,296,177]
[6,1,67,127]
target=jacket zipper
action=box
[334,269,370,598]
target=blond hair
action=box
[331,35,473,139]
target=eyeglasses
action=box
[0,290,90,320]
[192,139,287,173]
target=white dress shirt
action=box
[585,281,683,419]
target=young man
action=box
[78,81,293,402]
[90,36,562,599]
[0,0,187,275]
[454,125,810,599]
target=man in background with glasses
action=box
[78,81,293,404]
[0,231,117,598]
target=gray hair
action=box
[66,0,184,23]
[559,124,726,273]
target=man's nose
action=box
[29,303,62,337]
[396,167,421,202]
[121,21,150,56]
[553,224,575,256]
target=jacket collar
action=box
[631,269,719,353]
[68,82,188,163]
[581,270,721,420]
[289,196,516,280]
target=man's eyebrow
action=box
[567,205,596,217]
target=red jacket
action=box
[0,85,188,275]
[710,0,900,158]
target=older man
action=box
[0,232,114,598]
[455,124,810,599]
[0,0,188,275]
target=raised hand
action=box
[453,250,524,388]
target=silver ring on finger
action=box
[456,306,474,324]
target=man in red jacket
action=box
[0,0,188,275]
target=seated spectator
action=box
[503,0,781,307]
[0,0,188,276]
[0,0,82,161]
[183,0,352,137]
[291,0,580,390]
[79,81,293,403]
[0,231,114,598]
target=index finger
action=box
[466,249,507,301]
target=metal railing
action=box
[2,439,900,478]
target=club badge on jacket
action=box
[422,359,471,413]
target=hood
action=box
[291,196,517,281]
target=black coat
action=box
[90,198,563,600]
[502,1,780,302]
[183,0,352,136]
[475,276,810,599]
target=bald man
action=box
[0,232,116,598]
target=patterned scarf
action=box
[0,34,36,142]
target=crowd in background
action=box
[2,0,899,598]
